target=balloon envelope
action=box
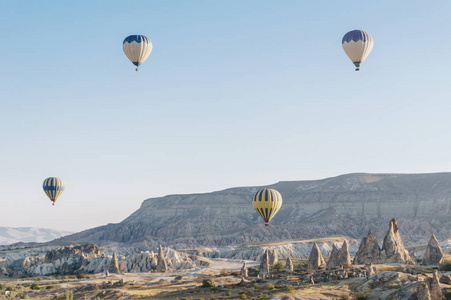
[342,30,373,71]
[252,188,283,226]
[43,177,65,205]
[123,35,153,70]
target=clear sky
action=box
[1,1,451,232]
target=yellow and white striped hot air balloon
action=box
[43,177,65,205]
[342,30,373,71]
[252,188,282,226]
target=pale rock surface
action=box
[327,244,339,267]
[429,270,443,300]
[285,257,293,272]
[56,173,451,248]
[156,244,168,272]
[422,234,444,265]
[108,252,120,273]
[353,230,381,264]
[307,243,325,271]
[337,241,352,266]
[241,262,248,278]
[381,218,413,264]
[417,281,432,300]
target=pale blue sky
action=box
[1,1,451,232]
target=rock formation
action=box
[337,241,352,266]
[353,230,381,264]
[422,234,444,265]
[241,262,248,278]
[56,173,451,249]
[381,218,413,264]
[108,252,120,273]
[260,248,278,268]
[410,252,417,265]
[417,281,432,300]
[429,270,443,300]
[327,241,352,267]
[307,243,325,271]
[286,257,293,273]
[16,244,201,276]
[327,244,339,267]
[416,270,443,300]
[156,244,168,272]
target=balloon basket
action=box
[355,68,360,71]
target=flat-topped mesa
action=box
[381,218,413,264]
[422,234,444,265]
[353,229,381,264]
[307,242,325,271]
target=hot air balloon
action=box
[43,177,65,205]
[252,188,282,226]
[123,35,153,71]
[342,30,373,71]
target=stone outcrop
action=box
[416,270,442,300]
[156,244,168,272]
[429,270,442,300]
[381,218,413,264]
[56,173,451,249]
[45,244,101,262]
[417,281,432,300]
[108,252,120,273]
[327,244,339,267]
[327,241,352,267]
[422,234,444,265]
[353,230,381,264]
[307,243,325,271]
[286,257,293,273]
[260,249,278,269]
[241,262,248,278]
[18,244,201,276]
[338,241,352,266]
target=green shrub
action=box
[252,283,259,288]
[202,278,215,288]
[240,294,247,299]
[65,290,74,300]
[275,284,284,289]
[30,283,40,290]
[271,262,284,270]
[440,261,451,272]
[285,285,294,291]
[175,275,183,280]
[267,283,275,290]
[298,262,308,269]
[45,285,54,289]
[226,291,232,296]
[356,291,368,300]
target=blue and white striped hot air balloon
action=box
[342,30,373,71]
[123,35,153,71]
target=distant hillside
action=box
[0,227,72,245]
[56,173,451,249]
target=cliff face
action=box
[57,173,451,248]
